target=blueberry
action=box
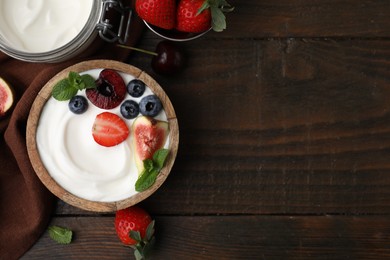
[127,79,146,97]
[68,95,88,114]
[139,95,162,117]
[120,100,140,119]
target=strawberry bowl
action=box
[26,60,179,212]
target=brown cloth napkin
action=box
[0,2,144,258]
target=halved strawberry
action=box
[135,0,176,30]
[92,112,129,147]
[86,69,126,110]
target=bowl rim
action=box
[26,59,179,212]
[143,20,211,42]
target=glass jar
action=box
[0,0,132,63]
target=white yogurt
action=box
[0,0,93,53]
[36,69,169,202]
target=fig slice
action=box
[0,77,14,118]
[132,116,169,174]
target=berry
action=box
[68,95,88,114]
[86,69,126,109]
[92,112,129,147]
[176,0,234,33]
[120,100,140,119]
[115,206,155,259]
[176,0,211,33]
[151,40,185,75]
[127,79,146,97]
[139,95,162,117]
[135,0,176,30]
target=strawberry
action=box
[115,206,155,259]
[135,0,176,30]
[176,0,234,33]
[176,0,211,33]
[92,112,129,147]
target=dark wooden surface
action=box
[23,0,390,259]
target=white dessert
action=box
[0,0,93,52]
[36,69,169,202]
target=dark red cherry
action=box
[151,40,185,75]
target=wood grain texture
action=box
[22,0,390,258]
[22,216,390,259]
[171,0,390,38]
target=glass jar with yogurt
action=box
[0,0,132,62]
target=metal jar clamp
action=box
[97,0,133,44]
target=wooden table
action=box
[22,1,390,259]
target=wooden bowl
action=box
[26,60,179,212]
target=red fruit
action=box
[132,116,169,173]
[115,206,153,245]
[0,77,14,117]
[151,40,186,75]
[92,112,129,147]
[176,0,211,33]
[86,69,126,109]
[135,0,176,30]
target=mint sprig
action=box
[52,71,96,101]
[135,149,169,192]
[48,225,73,245]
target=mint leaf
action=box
[143,159,154,172]
[81,74,96,89]
[48,225,73,244]
[153,149,169,170]
[135,168,159,192]
[135,149,170,192]
[68,71,79,85]
[51,72,96,100]
[52,78,77,101]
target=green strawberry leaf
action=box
[197,1,210,15]
[134,249,144,260]
[205,0,234,32]
[48,225,73,245]
[130,230,142,242]
[52,79,78,101]
[130,220,156,260]
[211,6,227,32]
[145,220,155,241]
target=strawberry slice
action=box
[92,112,129,147]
